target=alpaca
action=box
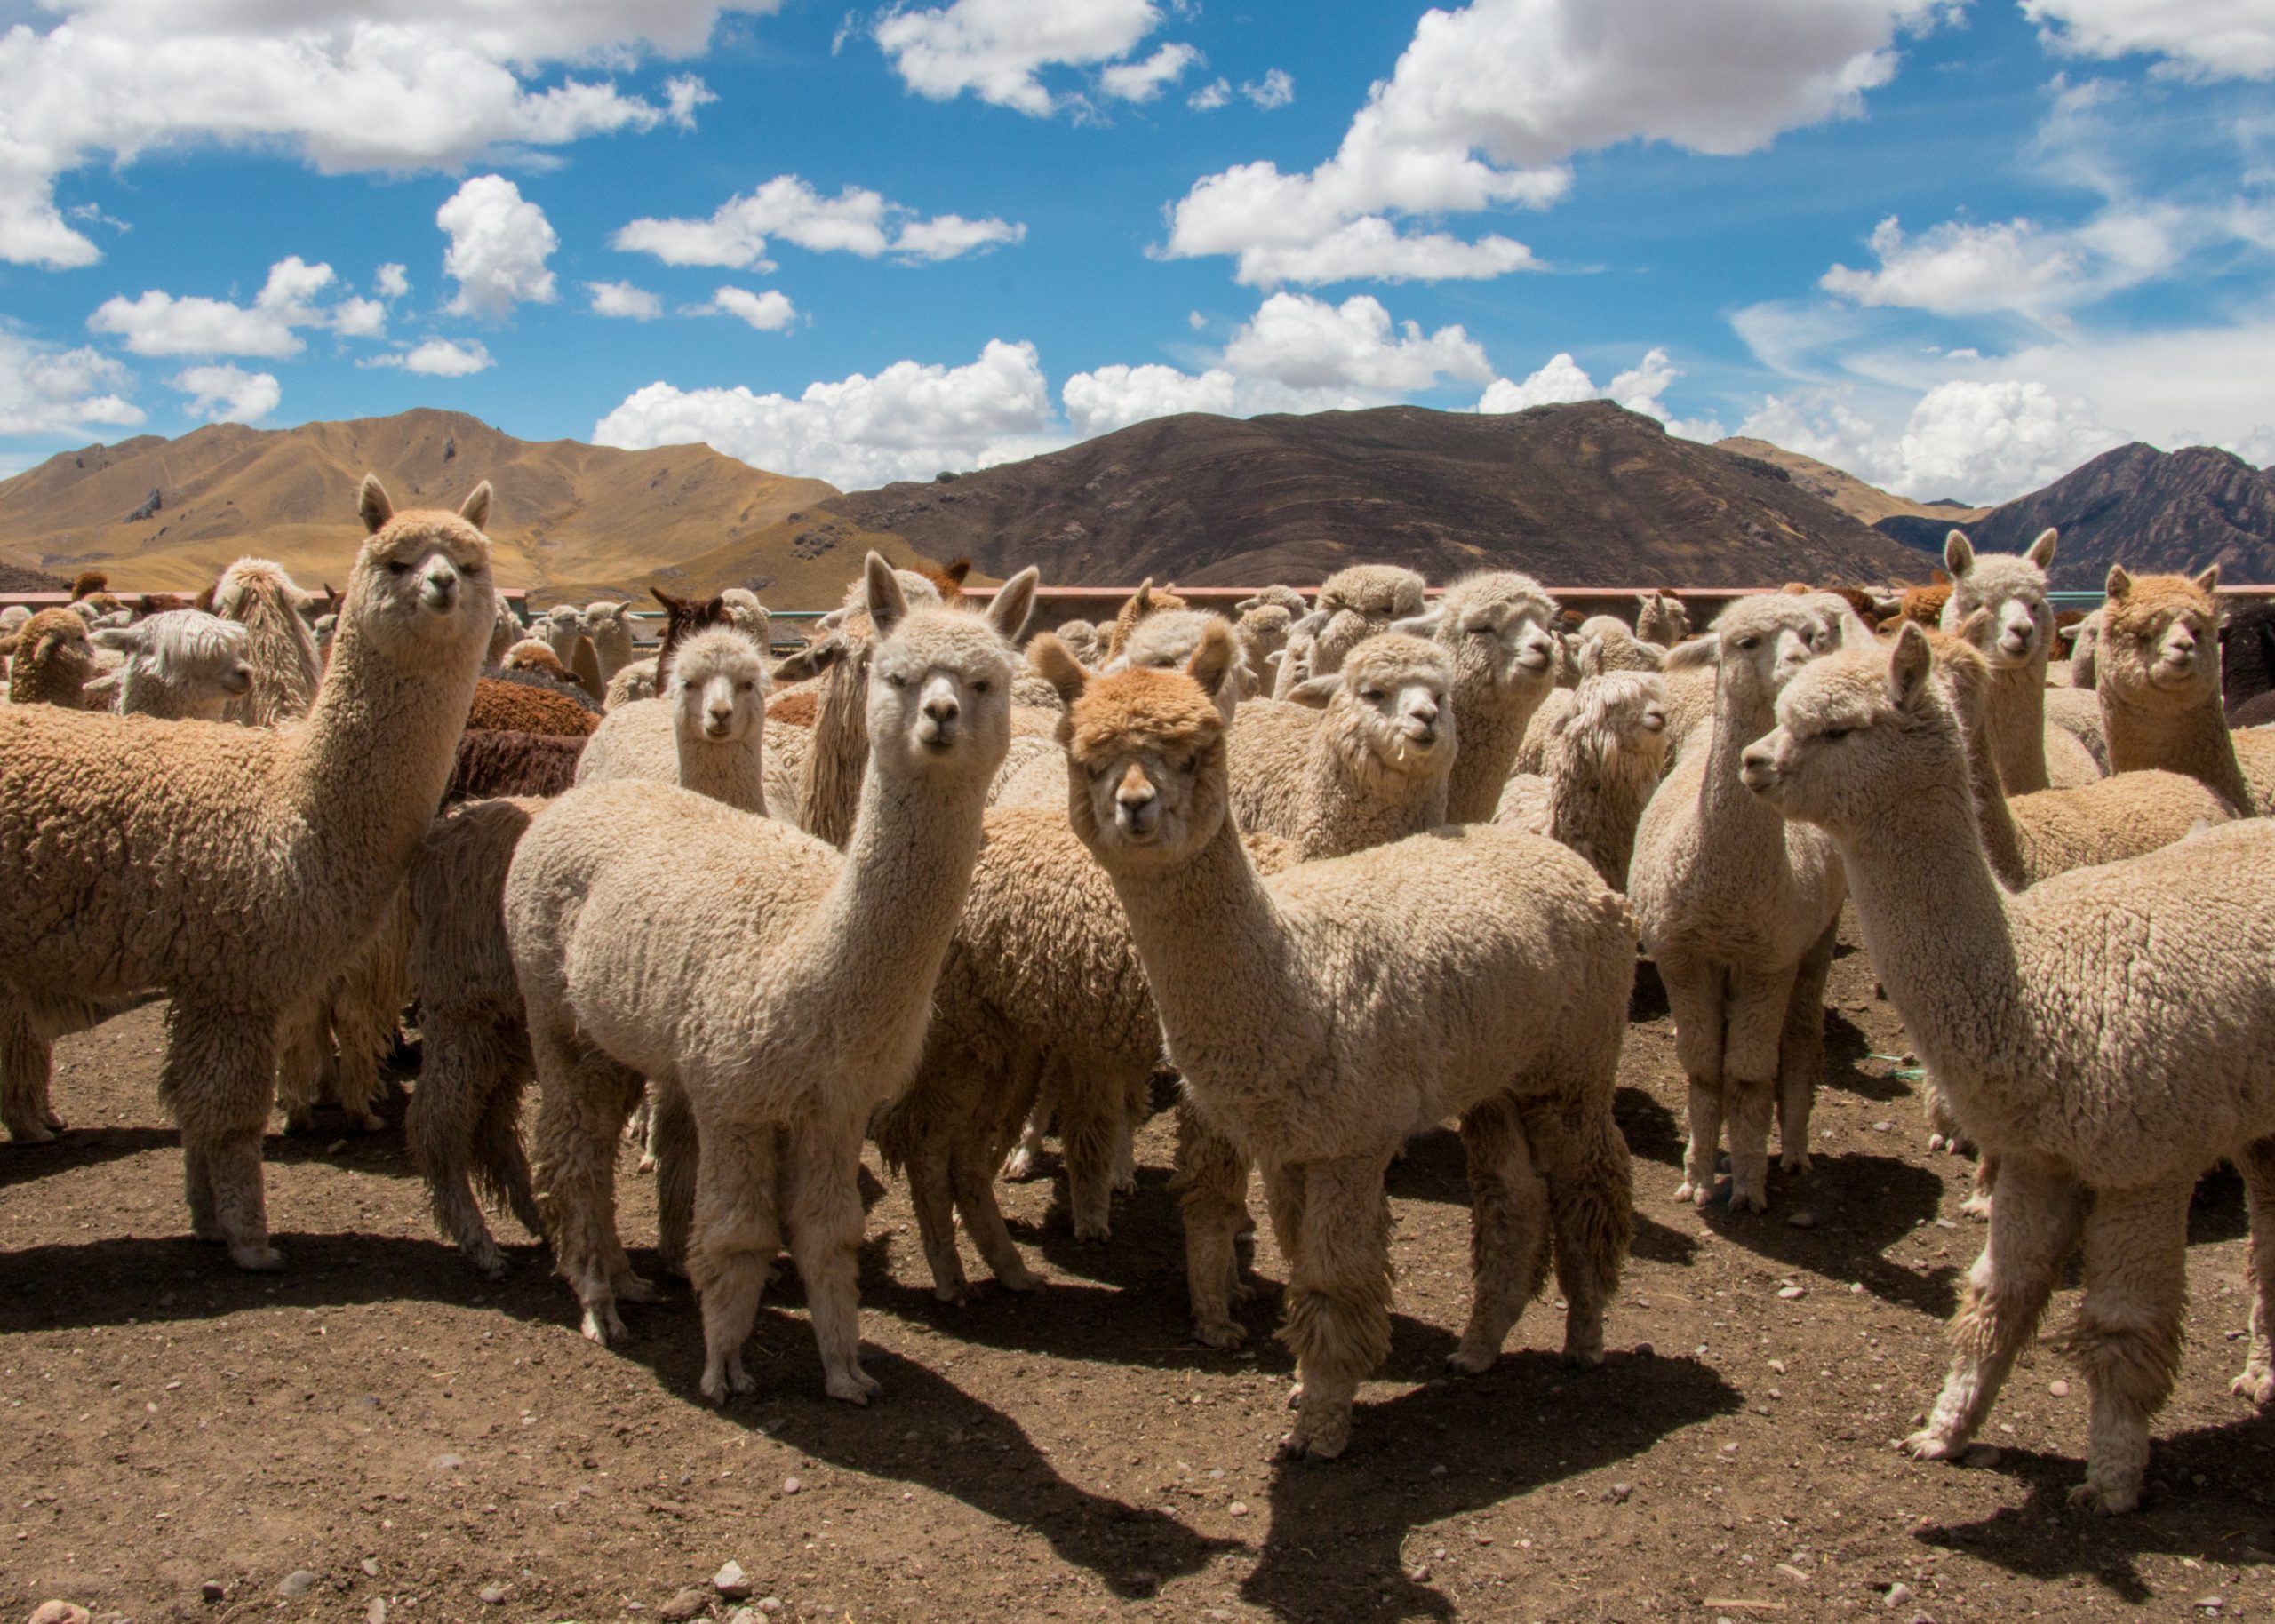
[2,609,94,707]
[469,677,599,737]
[572,627,789,816]
[1102,579,1187,665]
[446,728,586,804]
[1233,602,1294,681]
[485,598,522,669]
[717,588,771,649]
[1237,585,1308,619]
[507,557,1036,1401]
[0,478,495,1269]
[2068,609,2103,689]
[1937,531,2103,790]
[1629,594,1845,1214]
[1030,625,1635,1459]
[581,602,637,680]
[1636,592,1691,648]
[1390,571,1563,823]
[1052,618,1104,665]
[2095,566,2275,817]
[538,605,584,663]
[1744,623,2275,1514]
[1496,668,1671,888]
[1310,563,1427,676]
[87,610,252,720]
[212,557,323,728]
[1575,617,1665,673]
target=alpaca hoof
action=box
[2066,1477,2140,1516]
[1071,1218,1112,1244]
[1445,1347,1496,1377]
[1672,1179,1699,1205]
[228,1242,285,1272]
[1228,1276,1258,1305]
[825,1366,882,1405]
[1926,1133,1951,1154]
[1900,1428,1963,1462]
[2232,1368,2275,1406]
[701,1356,755,1404]
[1728,1187,1768,1214]
[995,1264,1044,1294]
[4,1119,57,1145]
[930,1280,972,1306]
[1001,1148,1039,1182]
[1193,1317,1247,1350]
[1112,1173,1139,1196]
[1561,1333,1607,1370]
[1961,1191,1994,1222]
[472,1251,511,1282]
[1280,1412,1351,1461]
[348,1111,385,1134]
[1285,1383,1304,1411]
[634,1153,658,1175]
[1779,1150,1811,1176]
[579,1304,629,1346]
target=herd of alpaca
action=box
[9,486,2275,1516]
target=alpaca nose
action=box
[1402,698,1441,745]
[1739,742,1778,792]
[706,702,735,736]
[221,664,253,695]
[917,690,961,748]
[1115,764,1160,839]
[421,564,459,611]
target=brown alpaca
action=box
[2097,566,2275,817]
[469,677,598,737]
[2,609,94,707]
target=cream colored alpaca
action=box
[1391,571,1562,823]
[1308,563,1427,676]
[1744,624,2275,1514]
[1636,592,1691,648]
[581,602,638,681]
[212,556,322,728]
[1629,594,1845,1214]
[507,557,1035,1402]
[2095,566,2275,816]
[1938,530,2103,790]
[1497,667,1671,888]
[0,480,495,1267]
[1031,625,1635,1460]
[573,627,794,815]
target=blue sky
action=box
[0,0,2269,503]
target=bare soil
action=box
[4,929,2272,1624]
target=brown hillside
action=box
[1714,436,1990,529]
[0,409,943,605]
[726,402,1933,589]
[1950,442,2275,588]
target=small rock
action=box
[1962,1443,2001,1468]
[658,1588,710,1622]
[1428,1463,1448,1478]
[28,1604,92,1624]
[780,1476,802,1495]
[478,1585,507,1605]
[278,1572,318,1600]
[714,1563,751,1600]
[1777,1285,1808,1301]
[198,1583,225,1604]
[1884,1581,1915,1608]
[726,1612,757,1624]
[1607,1481,1633,1504]
[1849,1282,1865,1294]
[2197,1596,2226,1613]
[360,1559,379,1578]
[366,1602,386,1624]
[2049,1379,2070,1397]
[1784,1211,1818,1230]
[1408,1564,1432,1583]
[1768,1359,1786,1374]
[1872,1120,1894,1134]
[431,1453,463,1472]
[755,1602,783,1617]
[1632,1341,1655,1357]
[1228,1501,1249,1517]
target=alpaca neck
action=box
[2103,686,2252,816]
[1985,657,2049,793]
[1300,728,1448,858]
[1946,674,2027,890]
[675,724,769,817]
[1444,678,1549,824]
[800,658,869,848]
[1698,675,1790,865]
[1546,742,1658,890]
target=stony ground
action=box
[4,928,2274,1624]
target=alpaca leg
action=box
[1904,1157,2085,1463]
[1721,963,1799,1214]
[329,913,407,1134]
[0,1001,58,1144]
[1173,1102,1254,1349]
[529,1019,645,1344]
[2063,1182,2191,1515]
[273,999,327,1135]
[1965,1150,2001,1222]
[1449,1096,1550,1376]
[406,1022,510,1278]
[651,1077,699,1282]
[1776,922,1835,1174]
[687,1118,782,1404]
[162,1003,284,1271]
[1002,1104,1050,1182]
[471,1051,543,1243]
[783,1117,880,1405]
[949,1124,1042,1294]
[1658,953,1726,1206]
[1114,1064,1152,1195]
[1532,1098,1634,1370]
[2232,1136,2275,1406]
[1275,1155,1395,1461]
[1058,1056,1130,1243]
[903,1130,971,1303]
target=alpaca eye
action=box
[973,679,991,695]
[387,561,411,576]
[889,673,908,688]
[1737,636,1760,651]
[1824,728,1850,742]
[1361,689,1385,701]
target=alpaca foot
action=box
[635,1151,659,1175]
[1562,1328,1607,1369]
[1961,1190,1994,1222]
[1279,1405,1352,1461]
[467,1244,511,1282]
[1778,1149,1811,1176]
[579,1302,629,1346]
[228,1241,285,1272]
[612,1272,660,1304]
[2232,1365,2275,1406]
[1672,1178,1704,1206]
[1927,1132,1952,1154]
[348,1110,385,1134]
[1112,1169,1139,1197]
[1728,1184,1768,1215]
[1001,1144,1039,1182]
[824,1364,882,1405]
[1070,1217,1113,1244]
[1899,1427,1966,1462]
[1445,1345,1497,1377]
[994,1261,1045,1294]
[701,1353,754,1404]
[4,1118,58,1145]
[1193,1315,1247,1350]
[2065,1472,2142,1516]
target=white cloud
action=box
[374,263,411,301]
[1476,351,1597,412]
[1187,77,1230,111]
[438,175,557,319]
[1063,363,1242,439]
[0,1,765,269]
[1243,68,1295,109]
[2024,0,2275,80]
[874,0,1166,115]
[85,255,381,356]
[169,362,279,424]
[1100,42,1199,102]
[0,332,144,435]
[1820,207,2197,322]
[362,338,496,378]
[613,174,1024,267]
[587,280,664,320]
[595,339,1059,489]
[1474,344,1724,440]
[1740,380,2123,504]
[1163,0,1945,286]
[662,73,718,127]
[706,287,797,330]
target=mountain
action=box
[0,409,946,605]
[1923,442,2275,588]
[1714,437,1990,529]
[720,402,1931,590]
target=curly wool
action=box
[469,675,598,737]
[3,609,93,708]
[212,556,322,728]
[91,609,251,721]
[446,728,585,804]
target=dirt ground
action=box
[4,927,2273,1624]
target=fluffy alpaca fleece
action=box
[0,478,496,1268]
[2,609,94,707]
[573,627,782,816]
[446,728,586,804]
[1938,531,2103,791]
[507,557,1034,1402]
[1393,571,1561,822]
[1310,563,1427,676]
[1629,593,1845,1214]
[1496,669,1671,888]
[1051,618,1103,665]
[1102,579,1187,665]
[1574,616,1664,674]
[604,663,658,709]
[1233,602,1294,680]
[2068,609,2103,689]
[1030,625,1635,1460]
[87,610,252,720]
[469,676,599,737]
[1227,633,1455,858]
[1746,624,2275,1514]
[212,557,323,728]
[2096,566,2275,817]
[504,638,573,681]
[581,602,637,679]
[1636,592,1691,648]
[717,588,771,649]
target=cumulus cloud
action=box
[0,0,763,269]
[439,175,557,319]
[361,338,495,378]
[86,255,383,356]
[1100,42,1200,102]
[1163,0,1945,286]
[587,280,664,320]
[1063,363,1242,439]
[612,175,1024,268]
[1820,208,2194,322]
[0,332,144,435]
[705,287,798,330]
[1741,379,2122,503]
[1475,351,1597,412]
[873,0,1169,115]
[2024,0,2275,79]
[169,362,279,424]
[595,339,1060,490]
[374,263,411,301]
[1475,345,1724,440]
[1243,69,1295,108]
[1186,78,1230,111]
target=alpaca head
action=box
[1742,623,1962,835]
[1560,670,1671,777]
[1236,585,1309,619]
[2099,565,2222,715]
[212,557,322,624]
[1941,529,2056,670]
[859,551,1037,787]
[667,626,770,746]
[1106,608,1253,713]
[94,609,254,710]
[716,588,771,648]
[1312,564,1427,675]
[345,475,498,664]
[1053,618,1102,665]
[1394,570,1560,711]
[1636,591,1692,647]
[1288,631,1456,779]
[6,608,93,694]
[1707,593,1838,710]
[1032,620,1241,871]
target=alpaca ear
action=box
[358,474,395,534]
[91,624,147,653]
[1290,609,1331,638]
[864,552,907,638]
[2025,528,2058,570]
[1389,609,1442,639]
[986,566,1041,643]
[1661,633,1718,672]
[1026,633,1090,706]
[458,481,493,531]
[771,633,846,685]
[1943,531,1975,578]
[2194,564,2221,595]
[1888,622,1934,708]
[2106,564,2133,600]
[1129,579,1155,617]
[1187,621,1240,703]
[1287,675,1339,708]
[1956,608,1994,649]
[943,558,973,588]
[1577,638,1607,680]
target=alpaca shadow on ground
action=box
[2189,1161,2249,1248]
[1820,1012,1909,1103]
[1913,1406,2275,1604]
[1695,1150,1958,1318]
[1241,1350,1744,1622]
[0,1125,180,1186]
[1615,1085,1683,1168]
[1628,958,1669,1023]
